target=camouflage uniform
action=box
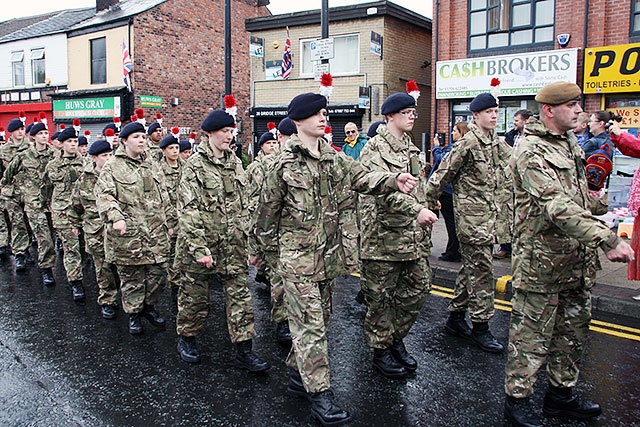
[246,150,287,324]
[42,152,86,282]
[174,142,255,343]
[252,135,403,393]
[159,157,182,291]
[504,118,620,397]
[0,137,31,253]
[425,122,512,322]
[357,124,432,349]
[71,162,118,306]
[146,139,163,163]
[94,147,173,314]
[1,143,56,267]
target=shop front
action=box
[436,48,579,138]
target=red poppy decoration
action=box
[491,78,501,87]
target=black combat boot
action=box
[444,311,472,338]
[470,322,504,353]
[355,289,367,305]
[276,320,292,345]
[287,369,308,399]
[390,338,417,371]
[141,305,166,327]
[128,314,143,335]
[177,335,201,363]
[70,280,85,301]
[14,253,27,272]
[504,395,542,427]
[0,245,11,260]
[309,389,351,427]
[41,267,55,286]
[543,384,602,419]
[235,340,270,372]
[25,251,34,264]
[372,348,407,379]
[100,305,116,320]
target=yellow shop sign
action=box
[584,43,640,94]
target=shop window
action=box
[468,0,555,51]
[11,51,24,87]
[633,0,640,35]
[31,48,45,85]
[90,37,106,85]
[300,34,359,77]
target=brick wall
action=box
[133,0,269,145]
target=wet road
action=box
[1,257,639,427]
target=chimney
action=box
[96,0,119,13]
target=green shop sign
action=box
[140,95,162,108]
[53,96,120,119]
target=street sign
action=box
[314,63,330,81]
[310,38,334,61]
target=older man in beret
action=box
[503,81,634,427]
[425,92,513,353]
[251,92,420,427]
[357,92,438,379]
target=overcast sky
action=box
[2,0,432,21]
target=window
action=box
[469,0,555,51]
[90,37,106,84]
[300,34,359,77]
[31,48,45,85]
[633,0,640,33]
[11,51,24,87]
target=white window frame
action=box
[11,51,25,87]
[299,34,360,77]
[30,48,46,86]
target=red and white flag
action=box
[122,41,133,92]
[281,27,292,80]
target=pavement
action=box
[428,217,640,320]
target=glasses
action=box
[399,111,418,118]
[346,130,357,134]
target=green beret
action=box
[535,81,582,105]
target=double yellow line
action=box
[432,283,640,342]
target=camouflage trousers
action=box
[450,243,494,322]
[505,286,592,398]
[263,250,287,323]
[116,263,166,314]
[5,198,29,255]
[57,227,83,282]
[84,231,118,306]
[167,234,179,291]
[284,278,334,394]
[361,258,431,349]
[0,209,8,247]
[23,208,55,268]
[176,271,256,343]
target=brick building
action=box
[432,0,640,144]
[245,1,431,153]
[48,0,270,141]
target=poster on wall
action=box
[265,60,282,80]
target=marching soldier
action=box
[95,122,174,334]
[71,139,119,319]
[1,122,56,284]
[146,120,164,162]
[42,127,86,300]
[174,109,270,373]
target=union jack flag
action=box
[122,41,133,92]
[281,27,292,80]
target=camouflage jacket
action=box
[159,157,183,231]
[1,143,55,210]
[42,153,85,229]
[146,139,163,163]
[252,135,400,282]
[70,163,102,236]
[173,141,248,276]
[510,118,619,293]
[358,124,431,261]
[245,150,279,256]
[0,137,31,199]
[94,147,173,265]
[425,122,512,245]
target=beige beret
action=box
[535,81,582,105]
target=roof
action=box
[246,0,431,32]
[0,12,60,38]
[69,0,167,33]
